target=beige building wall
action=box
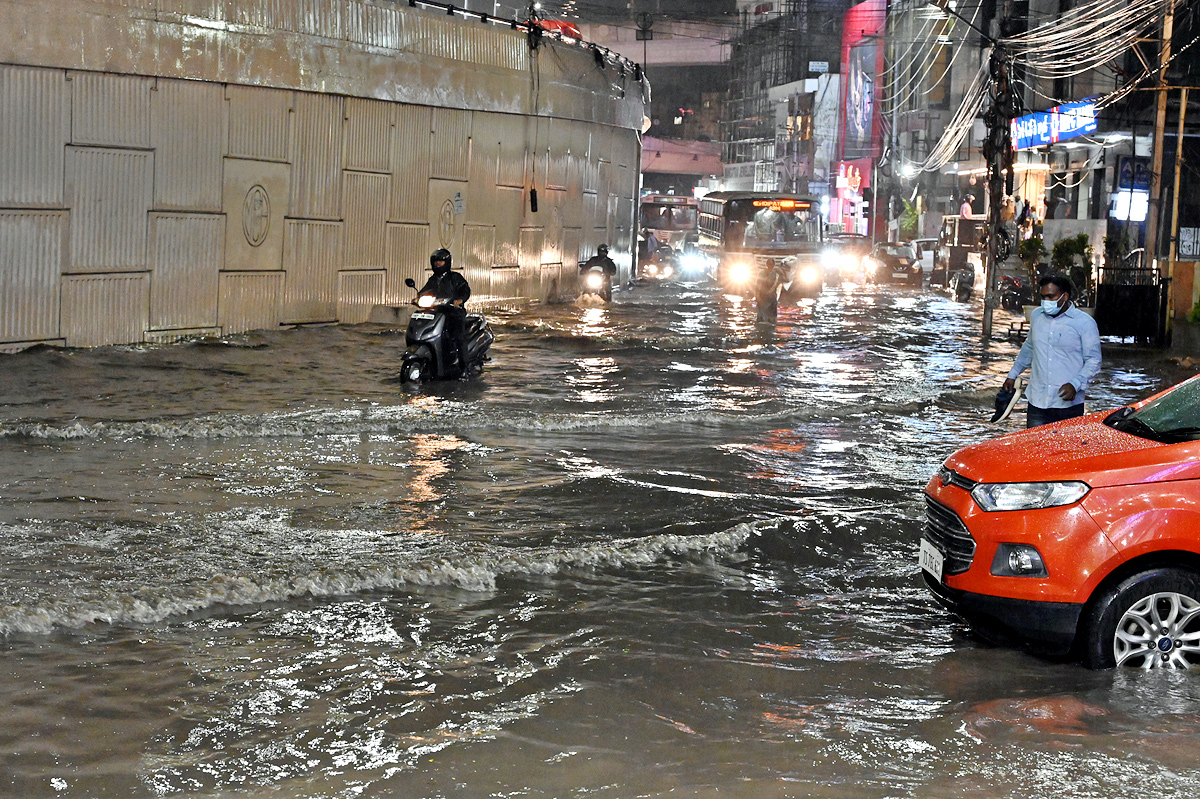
[0,0,645,350]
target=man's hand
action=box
[1002,378,1015,392]
[1058,383,1077,402]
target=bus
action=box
[639,194,700,251]
[697,191,825,317]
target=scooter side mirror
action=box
[404,278,417,289]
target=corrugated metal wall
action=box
[0,0,644,350]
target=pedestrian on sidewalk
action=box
[1002,273,1101,428]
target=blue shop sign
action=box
[1010,100,1098,150]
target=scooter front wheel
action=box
[401,358,427,383]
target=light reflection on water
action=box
[0,281,1197,797]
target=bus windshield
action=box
[727,199,821,245]
[640,202,699,232]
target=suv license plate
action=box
[919,538,944,582]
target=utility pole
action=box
[932,0,1010,340]
[980,45,1016,341]
[1144,2,1176,275]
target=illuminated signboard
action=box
[751,199,811,211]
[1011,99,1098,150]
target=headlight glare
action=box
[970,480,1090,511]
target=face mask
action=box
[1042,297,1063,315]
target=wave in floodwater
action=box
[0,384,1009,442]
[0,524,755,636]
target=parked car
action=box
[822,233,873,284]
[863,242,922,286]
[920,374,1200,668]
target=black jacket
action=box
[418,268,471,304]
[582,254,617,276]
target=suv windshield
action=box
[1106,376,1200,443]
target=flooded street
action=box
[1,280,1198,798]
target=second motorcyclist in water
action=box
[417,248,471,365]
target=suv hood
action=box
[945,413,1200,488]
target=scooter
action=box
[999,274,1030,312]
[579,264,613,301]
[399,278,495,383]
[950,265,975,302]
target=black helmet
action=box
[430,248,452,269]
[598,244,609,256]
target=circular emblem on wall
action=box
[242,184,271,247]
[439,199,456,247]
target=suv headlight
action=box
[970,481,1090,511]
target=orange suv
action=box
[921,374,1200,669]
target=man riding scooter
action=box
[580,244,617,301]
[417,248,471,366]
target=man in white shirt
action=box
[1002,273,1102,428]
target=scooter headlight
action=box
[585,272,604,289]
[417,294,436,308]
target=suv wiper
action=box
[1110,414,1162,441]
[1155,426,1200,444]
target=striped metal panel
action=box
[490,113,527,189]
[69,72,152,148]
[0,66,69,207]
[337,269,385,324]
[344,0,400,49]
[60,273,150,347]
[227,0,298,30]
[489,266,519,299]
[430,107,470,182]
[402,10,525,72]
[562,227,583,271]
[149,213,224,330]
[65,146,153,271]
[218,271,283,334]
[546,120,571,190]
[289,93,343,220]
[518,225,544,297]
[294,0,343,38]
[226,85,292,163]
[385,222,428,304]
[389,104,431,223]
[343,97,392,174]
[492,186,523,267]
[0,211,66,343]
[151,79,224,211]
[342,171,389,268]
[282,219,341,322]
[582,130,600,195]
[460,224,495,301]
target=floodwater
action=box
[1,279,1198,798]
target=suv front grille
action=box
[924,496,976,575]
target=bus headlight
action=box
[728,260,754,284]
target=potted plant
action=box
[1050,233,1094,307]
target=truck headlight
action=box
[970,481,1090,511]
